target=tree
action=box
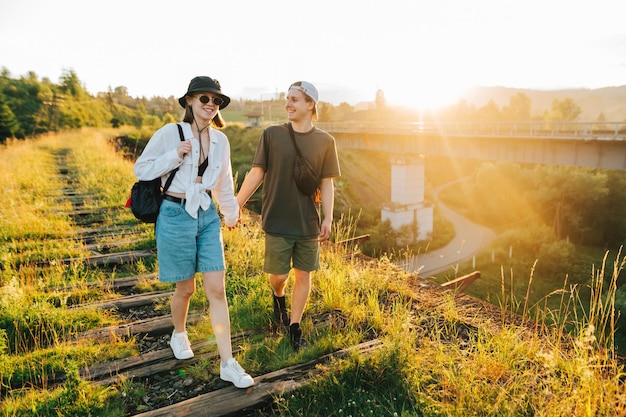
[335,102,355,121]
[527,166,609,244]
[0,94,20,143]
[475,99,502,121]
[318,102,332,122]
[4,72,45,136]
[546,97,582,121]
[40,91,64,131]
[502,92,531,121]
[59,69,87,99]
[131,103,147,128]
[602,171,626,247]
[441,99,476,122]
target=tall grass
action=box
[0,130,149,416]
[0,135,74,245]
[269,249,625,416]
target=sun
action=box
[383,80,468,112]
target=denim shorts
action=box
[263,233,320,275]
[155,199,225,282]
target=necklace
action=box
[194,118,210,137]
[194,119,209,165]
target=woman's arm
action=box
[236,166,265,208]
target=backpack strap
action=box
[162,123,186,194]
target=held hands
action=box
[178,140,192,159]
[225,214,240,231]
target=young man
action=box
[236,81,341,349]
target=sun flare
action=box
[378,74,469,112]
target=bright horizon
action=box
[1,0,625,110]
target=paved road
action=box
[399,180,496,277]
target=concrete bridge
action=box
[317,121,626,241]
[318,121,626,170]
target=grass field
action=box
[0,129,624,416]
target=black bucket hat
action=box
[178,76,231,109]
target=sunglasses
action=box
[198,95,224,107]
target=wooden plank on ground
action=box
[85,317,339,385]
[82,240,149,251]
[75,291,173,311]
[84,250,157,265]
[65,223,149,237]
[87,330,257,385]
[50,273,158,293]
[130,339,383,417]
[47,249,156,267]
[72,311,203,342]
[440,271,480,293]
[58,208,111,217]
[335,234,370,246]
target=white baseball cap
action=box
[289,81,319,118]
[288,81,319,104]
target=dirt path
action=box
[400,179,496,277]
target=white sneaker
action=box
[169,331,194,360]
[220,358,254,388]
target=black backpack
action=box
[127,123,185,223]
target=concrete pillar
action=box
[390,156,425,204]
[381,155,434,242]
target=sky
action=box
[1,0,625,110]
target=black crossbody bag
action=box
[288,123,320,196]
[127,123,185,223]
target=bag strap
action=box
[287,123,302,157]
[162,123,185,194]
[288,123,322,201]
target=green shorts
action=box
[264,233,320,275]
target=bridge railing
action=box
[317,121,626,140]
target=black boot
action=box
[289,322,306,351]
[272,294,289,327]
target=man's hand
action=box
[317,218,332,242]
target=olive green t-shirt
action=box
[252,123,341,239]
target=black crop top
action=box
[198,157,208,177]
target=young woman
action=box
[134,76,253,388]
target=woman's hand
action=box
[178,140,192,159]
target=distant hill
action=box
[349,86,626,121]
[459,85,626,121]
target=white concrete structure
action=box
[381,156,433,242]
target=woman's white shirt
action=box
[134,122,239,226]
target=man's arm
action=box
[236,166,265,208]
[318,177,335,241]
